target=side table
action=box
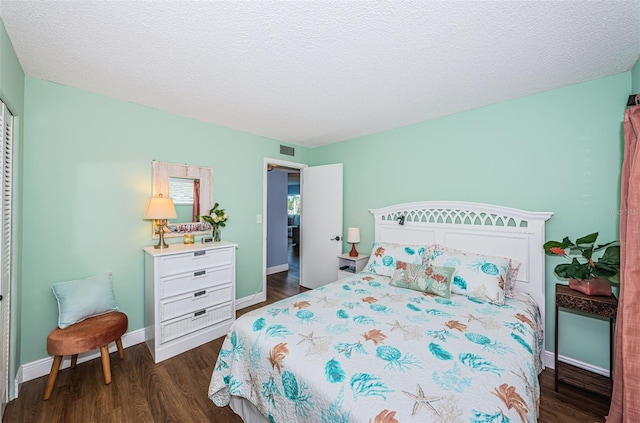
[337,253,369,279]
[555,283,617,396]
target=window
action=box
[288,195,300,216]
[168,177,195,206]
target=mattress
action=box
[209,272,543,422]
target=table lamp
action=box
[347,227,360,257]
[144,193,177,249]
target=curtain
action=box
[192,179,200,222]
[608,105,640,421]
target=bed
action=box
[209,201,553,422]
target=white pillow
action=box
[363,242,429,277]
[424,244,520,305]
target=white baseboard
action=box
[15,294,268,396]
[236,291,267,310]
[266,264,288,276]
[15,327,146,396]
[16,327,608,401]
[543,350,610,377]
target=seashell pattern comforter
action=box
[209,272,543,423]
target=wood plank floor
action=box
[4,248,611,422]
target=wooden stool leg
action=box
[43,355,63,400]
[116,338,124,360]
[71,354,78,368]
[100,345,112,385]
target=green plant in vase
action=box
[543,232,620,296]
[197,203,228,242]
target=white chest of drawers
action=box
[144,242,237,363]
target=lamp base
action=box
[349,243,359,257]
[153,220,170,249]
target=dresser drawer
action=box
[160,302,233,344]
[160,284,233,322]
[159,247,233,277]
[160,266,232,298]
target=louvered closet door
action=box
[0,102,13,409]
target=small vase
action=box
[568,277,612,296]
[213,226,221,242]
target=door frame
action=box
[262,158,307,300]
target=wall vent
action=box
[280,145,295,156]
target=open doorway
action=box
[265,159,305,300]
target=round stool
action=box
[44,311,128,400]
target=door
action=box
[0,102,13,409]
[300,164,343,289]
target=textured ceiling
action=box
[1,1,639,147]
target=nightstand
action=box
[554,283,617,397]
[337,253,369,279]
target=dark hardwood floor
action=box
[4,246,610,422]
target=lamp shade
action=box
[347,227,360,243]
[144,194,177,220]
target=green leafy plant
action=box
[197,203,228,228]
[543,232,620,283]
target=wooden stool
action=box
[44,311,128,400]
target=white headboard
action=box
[369,201,553,336]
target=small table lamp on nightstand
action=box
[347,227,360,257]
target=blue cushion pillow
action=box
[51,272,118,329]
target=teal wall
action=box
[0,19,24,399]
[6,22,640,381]
[312,73,630,370]
[20,77,310,363]
[633,57,640,93]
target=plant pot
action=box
[568,277,612,296]
[213,226,221,242]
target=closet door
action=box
[0,102,13,409]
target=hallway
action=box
[266,243,303,301]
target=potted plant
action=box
[543,232,620,296]
[197,203,228,242]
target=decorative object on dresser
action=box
[346,227,360,257]
[555,283,617,397]
[544,232,620,296]
[151,161,214,238]
[337,252,369,279]
[197,202,228,242]
[144,193,177,249]
[144,242,237,363]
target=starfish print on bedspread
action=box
[244,371,263,407]
[385,320,423,341]
[297,331,332,355]
[380,293,404,303]
[403,384,443,417]
[315,295,340,307]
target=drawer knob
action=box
[194,290,207,298]
[194,270,206,277]
[194,251,206,257]
[194,309,206,317]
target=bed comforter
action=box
[209,273,543,423]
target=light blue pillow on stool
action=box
[51,272,119,329]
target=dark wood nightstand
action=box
[554,283,617,397]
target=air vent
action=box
[280,145,295,156]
